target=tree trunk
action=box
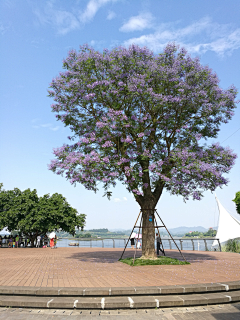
[141,202,156,259]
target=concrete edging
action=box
[0,291,240,309]
[0,281,239,297]
[0,281,240,309]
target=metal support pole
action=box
[180,240,183,251]
[102,239,104,248]
[191,239,195,251]
[113,239,115,248]
[154,215,165,256]
[168,239,172,250]
[217,239,222,252]
[133,215,143,265]
[155,210,187,262]
[204,239,207,251]
[120,211,141,260]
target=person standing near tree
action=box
[130,233,135,249]
[36,235,41,248]
[156,232,164,255]
[8,236,12,248]
[156,233,161,256]
[15,235,19,248]
[2,236,6,247]
[137,239,141,250]
[50,237,54,248]
[54,235,57,248]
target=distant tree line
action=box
[183,228,217,238]
[88,228,109,233]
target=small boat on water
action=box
[68,242,79,246]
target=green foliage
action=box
[75,232,91,238]
[10,231,19,237]
[0,184,86,245]
[183,228,216,238]
[184,231,202,237]
[204,229,217,237]
[233,191,240,214]
[119,256,190,266]
[222,239,240,253]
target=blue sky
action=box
[1,0,240,230]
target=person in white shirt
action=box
[36,235,41,248]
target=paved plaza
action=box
[0,248,239,288]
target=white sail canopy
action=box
[212,196,240,246]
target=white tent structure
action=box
[212,195,240,247]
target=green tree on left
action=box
[0,184,86,246]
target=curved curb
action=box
[0,281,240,309]
[0,280,239,296]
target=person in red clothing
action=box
[50,238,54,248]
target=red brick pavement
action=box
[0,248,239,288]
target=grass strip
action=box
[119,256,190,266]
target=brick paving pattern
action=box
[0,248,239,288]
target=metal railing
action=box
[59,237,221,251]
[161,238,221,252]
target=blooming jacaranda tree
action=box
[48,43,237,258]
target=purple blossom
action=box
[138,133,144,138]
[102,141,113,148]
[48,42,237,204]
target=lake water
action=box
[57,238,219,251]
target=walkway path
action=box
[0,248,239,288]
[0,304,240,319]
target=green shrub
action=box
[223,239,240,253]
[119,256,190,266]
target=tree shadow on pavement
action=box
[211,312,240,320]
[66,248,218,264]
[66,249,143,263]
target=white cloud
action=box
[32,121,60,132]
[34,3,80,35]
[189,29,240,56]
[33,0,118,35]
[113,197,128,202]
[120,13,154,32]
[0,22,11,35]
[40,123,52,128]
[80,0,114,23]
[107,10,116,20]
[123,17,240,57]
[50,126,60,131]
[89,39,105,48]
